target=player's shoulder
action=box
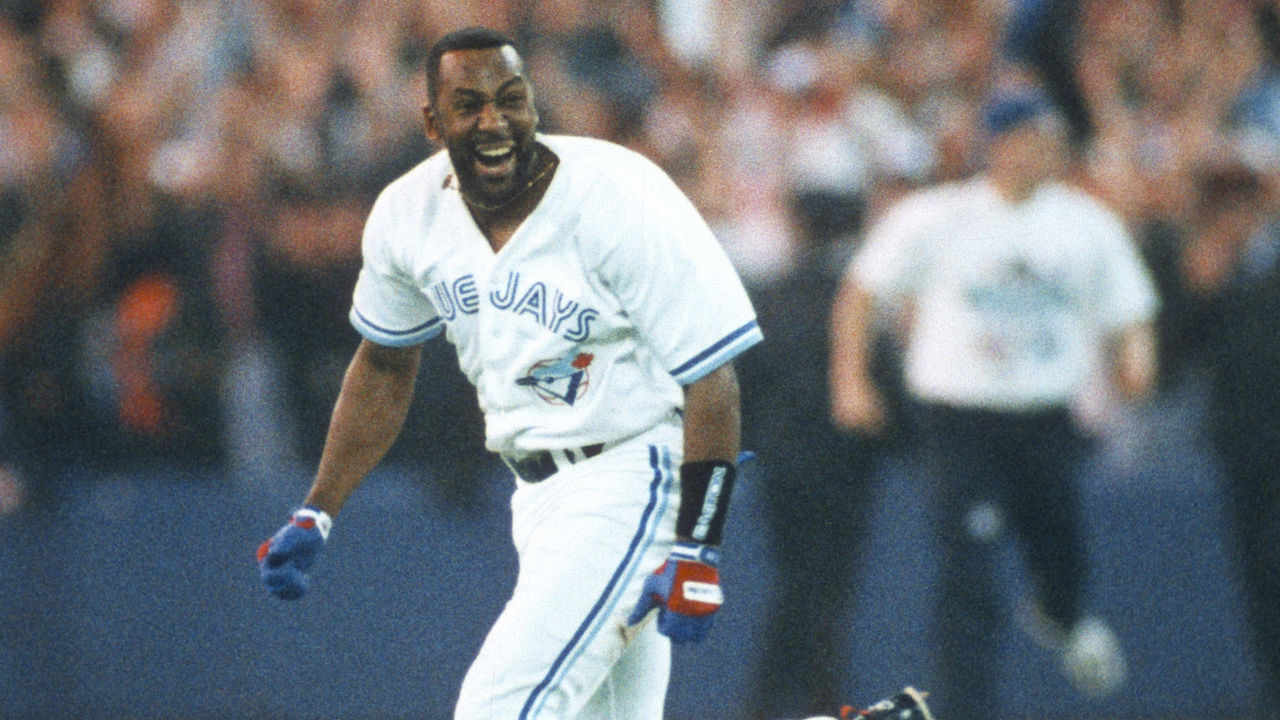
[543,134,659,171]
[366,148,453,226]
[542,134,674,195]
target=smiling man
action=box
[255,26,763,720]
[425,40,545,216]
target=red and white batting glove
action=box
[627,542,723,643]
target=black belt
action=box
[504,443,606,483]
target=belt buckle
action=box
[511,451,555,483]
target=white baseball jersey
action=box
[851,177,1158,410]
[349,135,760,719]
[349,133,763,456]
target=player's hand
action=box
[627,542,722,643]
[256,506,332,600]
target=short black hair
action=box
[426,26,520,106]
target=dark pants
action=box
[921,403,1089,720]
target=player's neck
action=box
[465,148,559,252]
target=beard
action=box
[448,133,539,209]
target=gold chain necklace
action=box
[461,152,558,212]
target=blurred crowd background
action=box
[5,0,1280,490]
[3,0,1280,716]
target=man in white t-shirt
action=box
[829,88,1158,719]
[254,27,762,719]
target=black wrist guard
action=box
[676,460,737,546]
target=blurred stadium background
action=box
[2,0,1279,718]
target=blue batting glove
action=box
[256,506,331,600]
[627,542,723,643]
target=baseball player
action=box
[254,26,762,720]
[829,88,1159,719]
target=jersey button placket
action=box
[485,265,508,343]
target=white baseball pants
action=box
[455,424,682,720]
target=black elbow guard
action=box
[676,460,737,546]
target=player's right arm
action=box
[304,339,423,515]
[306,169,444,514]
[258,169,440,600]
[255,339,421,600]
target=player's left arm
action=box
[677,361,742,546]
[680,362,741,486]
[607,160,759,641]
[629,361,742,642]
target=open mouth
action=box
[473,142,517,181]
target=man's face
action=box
[425,46,540,206]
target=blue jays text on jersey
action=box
[430,271,599,343]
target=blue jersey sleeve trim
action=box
[349,306,442,347]
[669,320,763,385]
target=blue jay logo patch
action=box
[517,352,594,405]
